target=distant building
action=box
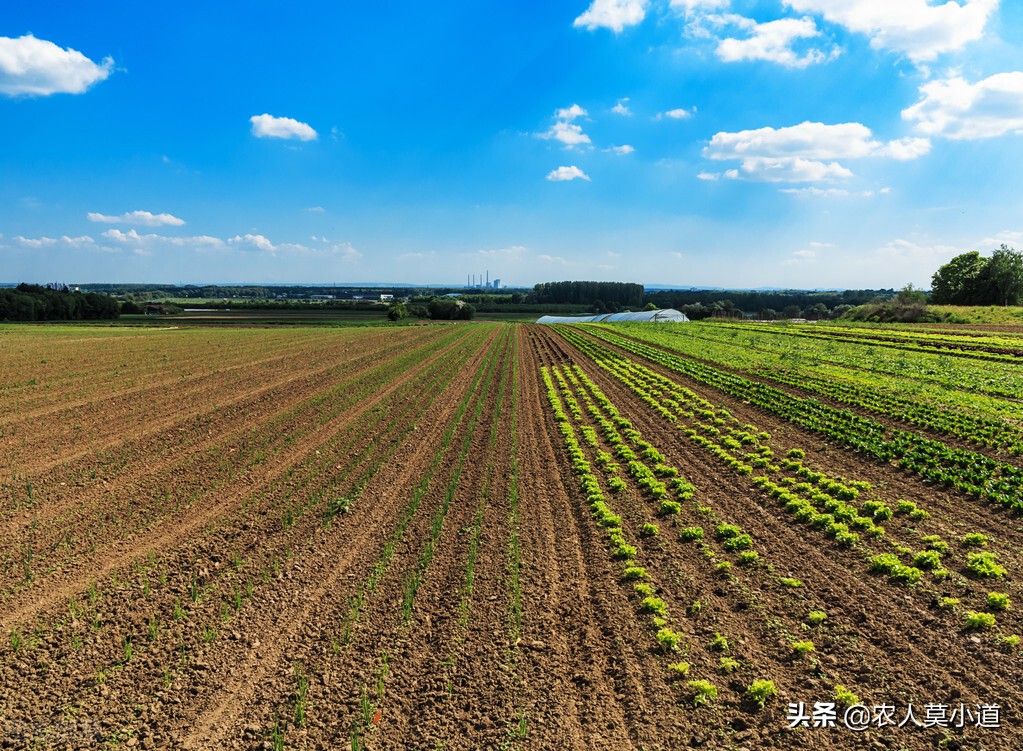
[380,294,394,301]
[492,279,501,289]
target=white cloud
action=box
[250,114,318,141]
[716,16,836,68]
[306,206,325,213]
[608,144,635,155]
[229,234,276,252]
[659,108,693,120]
[536,254,570,264]
[612,98,632,115]
[574,0,648,32]
[670,0,729,12]
[0,35,112,96]
[704,121,929,183]
[809,241,835,248]
[902,72,1023,140]
[13,235,57,247]
[547,165,591,182]
[784,0,998,63]
[556,103,588,120]
[877,136,932,159]
[539,120,592,148]
[465,245,529,259]
[697,171,720,180]
[780,186,851,195]
[730,157,854,183]
[793,249,817,258]
[87,210,186,227]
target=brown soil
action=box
[0,323,1019,751]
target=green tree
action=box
[930,251,986,304]
[386,301,408,321]
[980,245,1023,306]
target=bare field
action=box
[1,322,1021,750]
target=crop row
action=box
[575,325,1023,511]
[553,327,1022,637]
[634,323,1023,453]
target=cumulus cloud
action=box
[250,114,318,141]
[538,105,594,149]
[611,98,632,115]
[783,0,998,63]
[465,245,529,259]
[608,144,635,155]
[574,0,648,32]
[716,16,837,67]
[556,103,588,120]
[697,171,720,180]
[87,210,186,227]
[670,0,729,12]
[780,186,851,196]
[659,108,693,120]
[0,35,112,96]
[902,72,1023,140]
[229,233,276,252]
[547,166,591,182]
[704,121,929,183]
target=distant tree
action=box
[643,302,658,311]
[759,308,779,320]
[896,284,927,305]
[930,251,986,304]
[979,245,1023,306]
[510,292,523,304]
[782,304,801,319]
[806,303,830,320]
[386,301,408,321]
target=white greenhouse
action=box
[536,308,690,324]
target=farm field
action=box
[1,320,1022,750]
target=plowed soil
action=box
[1,323,1020,750]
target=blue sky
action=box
[2,0,1022,289]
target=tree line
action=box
[533,281,644,308]
[930,246,1023,306]
[0,284,119,321]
